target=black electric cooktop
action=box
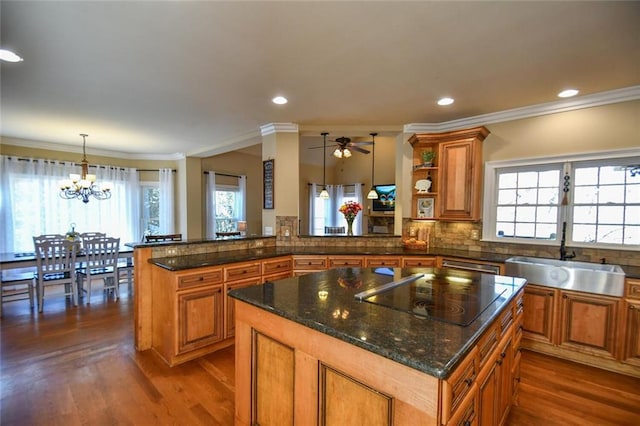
[361,269,507,326]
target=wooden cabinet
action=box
[224,277,262,339]
[409,126,489,221]
[292,255,327,276]
[177,285,224,354]
[364,256,401,268]
[327,255,363,269]
[402,256,436,267]
[477,322,513,426]
[151,265,228,366]
[558,290,619,359]
[262,256,293,282]
[522,284,558,345]
[622,279,640,366]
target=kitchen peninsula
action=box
[229,267,526,425]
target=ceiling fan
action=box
[309,135,374,158]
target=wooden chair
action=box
[117,257,134,295]
[325,226,345,234]
[33,234,65,244]
[1,267,35,317]
[216,232,241,238]
[144,233,182,243]
[76,237,120,303]
[33,238,78,312]
[79,232,106,250]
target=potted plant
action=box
[421,151,436,167]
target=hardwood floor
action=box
[1,285,639,425]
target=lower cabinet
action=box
[558,290,619,359]
[522,284,557,345]
[476,325,513,426]
[224,277,262,339]
[177,286,224,354]
[622,299,640,366]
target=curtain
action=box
[205,171,216,239]
[159,168,174,234]
[235,175,246,221]
[1,155,139,253]
[308,183,317,234]
[353,183,363,235]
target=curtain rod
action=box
[9,157,176,172]
[307,183,360,187]
[204,171,243,178]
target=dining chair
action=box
[325,226,345,234]
[1,267,35,317]
[79,232,106,250]
[117,257,134,295]
[33,233,66,244]
[216,232,241,238]
[33,238,78,313]
[76,237,120,302]
[144,233,182,243]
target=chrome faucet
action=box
[559,221,576,261]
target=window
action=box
[484,150,640,249]
[215,186,241,232]
[310,184,362,235]
[141,182,159,237]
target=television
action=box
[371,184,396,212]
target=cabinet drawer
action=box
[627,280,640,300]
[365,256,401,268]
[402,257,436,267]
[263,257,293,274]
[442,348,478,424]
[499,305,514,337]
[293,256,327,270]
[225,262,261,281]
[446,383,478,426]
[513,315,524,350]
[514,289,525,318]
[263,271,292,283]
[328,256,363,268]
[177,268,223,290]
[477,323,499,369]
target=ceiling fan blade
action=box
[349,141,374,146]
[351,146,370,154]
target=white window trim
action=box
[482,147,640,250]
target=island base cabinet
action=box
[234,300,440,426]
[623,300,640,366]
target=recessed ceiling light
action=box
[272,96,288,105]
[0,49,23,62]
[558,89,579,98]
[437,97,454,106]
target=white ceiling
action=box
[1,1,639,159]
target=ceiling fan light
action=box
[343,148,352,158]
[367,188,378,199]
[333,148,342,158]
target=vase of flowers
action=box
[338,200,362,236]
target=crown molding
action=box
[260,122,299,136]
[404,85,640,134]
[0,137,185,160]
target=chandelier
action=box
[59,134,112,203]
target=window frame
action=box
[483,148,640,251]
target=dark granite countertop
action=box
[147,246,640,279]
[228,267,527,380]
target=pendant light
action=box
[319,132,330,199]
[366,133,378,199]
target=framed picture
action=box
[417,197,434,218]
[263,159,274,209]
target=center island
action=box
[229,267,526,426]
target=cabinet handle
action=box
[496,359,503,366]
[548,292,554,296]
[519,325,524,331]
[563,294,568,299]
[515,377,521,383]
[463,421,472,426]
[464,378,473,386]
[500,352,506,358]
[199,276,204,281]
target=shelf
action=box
[414,192,438,196]
[413,165,439,171]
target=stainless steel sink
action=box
[504,256,625,297]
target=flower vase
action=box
[346,217,354,236]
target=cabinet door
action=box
[558,291,619,359]
[623,299,640,366]
[225,277,262,338]
[438,140,481,220]
[476,353,498,426]
[522,284,557,344]
[177,286,224,354]
[496,331,514,426]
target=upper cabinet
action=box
[409,126,489,221]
